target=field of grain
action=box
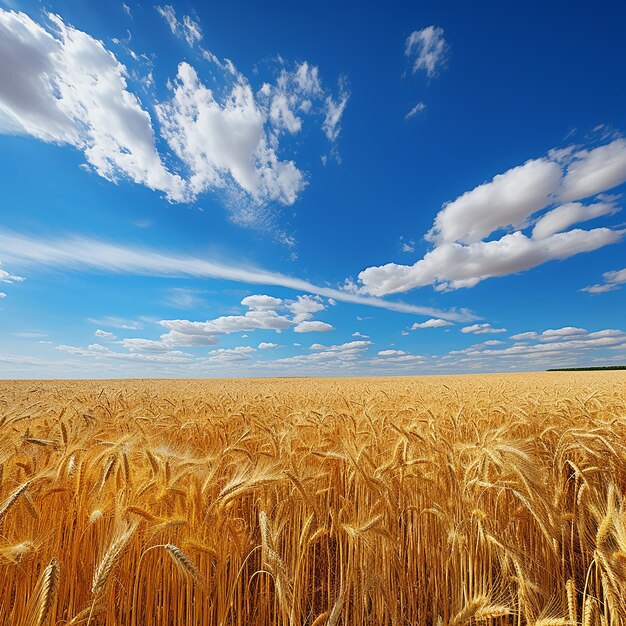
[0,373,625,626]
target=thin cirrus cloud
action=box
[0,8,349,224]
[405,26,448,77]
[156,5,202,47]
[356,138,626,296]
[0,229,476,322]
[404,102,426,121]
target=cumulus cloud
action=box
[288,294,326,322]
[258,342,279,349]
[310,340,370,351]
[405,26,448,77]
[411,318,452,330]
[378,349,407,356]
[539,327,588,340]
[359,228,622,295]
[159,307,292,346]
[95,329,116,340]
[445,328,626,364]
[242,294,283,310]
[0,7,349,227]
[428,159,562,246]
[0,292,5,299]
[0,9,187,201]
[532,200,619,239]
[155,62,305,208]
[509,331,539,341]
[559,139,626,202]
[204,346,256,362]
[273,340,369,365]
[461,323,507,335]
[114,293,334,350]
[293,320,334,333]
[581,267,626,294]
[57,342,191,363]
[356,137,626,296]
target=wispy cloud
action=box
[0,230,475,321]
[405,102,426,120]
[405,26,448,77]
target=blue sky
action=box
[0,0,625,377]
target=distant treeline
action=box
[547,366,626,371]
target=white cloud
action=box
[356,138,626,296]
[411,318,452,330]
[378,349,406,356]
[57,342,191,363]
[310,340,370,351]
[156,6,203,47]
[581,267,626,294]
[427,158,562,246]
[241,294,282,310]
[0,229,474,321]
[121,338,174,352]
[352,331,369,338]
[405,26,448,77]
[288,294,325,322]
[204,346,255,362]
[293,320,334,333]
[273,340,369,365]
[0,9,186,201]
[532,200,619,239]
[359,228,623,295]
[560,138,626,202]
[0,264,24,283]
[461,323,507,335]
[405,102,426,120]
[539,327,588,340]
[445,328,626,363]
[118,293,330,350]
[0,292,5,299]
[155,62,304,207]
[322,77,350,142]
[509,331,538,341]
[87,316,142,330]
[604,268,626,283]
[182,15,202,47]
[258,342,279,349]
[0,8,349,227]
[159,306,293,346]
[95,329,116,340]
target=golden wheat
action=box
[0,372,624,625]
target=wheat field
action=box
[0,372,625,626]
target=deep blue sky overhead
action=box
[0,0,625,377]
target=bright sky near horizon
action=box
[0,0,625,378]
